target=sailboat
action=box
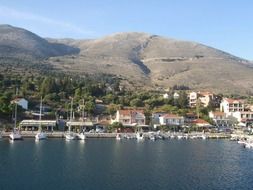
[65,98,77,140]
[35,97,47,141]
[9,96,22,140]
[136,131,144,141]
[77,99,86,140]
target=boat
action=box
[149,134,156,141]
[9,96,22,140]
[201,135,207,140]
[35,97,47,141]
[65,132,77,140]
[9,128,22,140]
[116,133,121,140]
[35,132,47,141]
[177,135,183,140]
[136,132,144,140]
[65,98,76,140]
[77,132,86,140]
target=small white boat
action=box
[35,131,47,141]
[244,142,253,149]
[65,132,77,140]
[136,132,144,140]
[149,134,156,141]
[177,135,183,140]
[116,133,121,140]
[77,133,86,140]
[201,135,207,140]
[238,140,246,144]
[9,129,22,140]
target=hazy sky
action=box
[0,0,252,60]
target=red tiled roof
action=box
[119,109,144,116]
[198,91,213,96]
[192,119,210,124]
[224,98,243,104]
[162,114,182,119]
[212,111,225,116]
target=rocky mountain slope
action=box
[0,24,79,59]
[1,25,252,94]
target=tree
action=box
[130,98,144,107]
[176,91,188,109]
[84,101,95,115]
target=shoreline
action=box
[1,131,231,139]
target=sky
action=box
[0,0,252,60]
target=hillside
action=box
[0,25,253,94]
[49,33,253,94]
[0,24,79,59]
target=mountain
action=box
[1,25,253,94]
[0,24,79,59]
[49,32,253,94]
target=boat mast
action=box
[39,96,42,131]
[69,97,73,132]
[14,87,18,130]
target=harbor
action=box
[0,131,232,139]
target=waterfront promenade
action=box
[1,131,231,139]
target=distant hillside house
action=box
[11,98,28,110]
[159,114,184,126]
[173,92,180,99]
[163,93,169,99]
[188,91,214,108]
[198,92,214,107]
[112,109,146,126]
[188,92,198,107]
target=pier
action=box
[1,131,231,139]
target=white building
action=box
[188,91,214,108]
[159,114,184,126]
[11,98,28,110]
[173,92,180,99]
[220,98,245,114]
[163,93,169,99]
[231,111,253,123]
[112,109,146,126]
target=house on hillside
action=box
[11,98,28,110]
[163,93,169,99]
[112,109,146,126]
[220,98,245,114]
[188,91,214,108]
[173,92,180,99]
[188,92,198,107]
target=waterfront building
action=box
[209,111,230,128]
[159,114,184,126]
[19,120,56,131]
[112,109,146,126]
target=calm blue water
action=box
[0,138,253,190]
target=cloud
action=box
[0,5,95,37]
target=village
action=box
[2,90,253,138]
